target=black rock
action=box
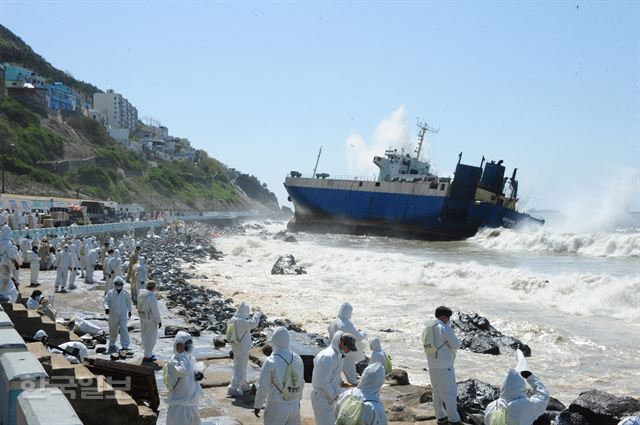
[164,325,201,337]
[356,358,369,376]
[556,410,590,425]
[569,390,640,425]
[386,369,410,386]
[271,254,307,275]
[451,312,532,356]
[456,379,500,416]
[546,396,567,412]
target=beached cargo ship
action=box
[284,121,544,240]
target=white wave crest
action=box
[469,228,640,257]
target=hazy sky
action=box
[1,1,638,212]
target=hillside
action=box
[0,26,279,211]
[0,26,99,97]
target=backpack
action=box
[422,323,438,355]
[226,321,239,344]
[275,354,302,401]
[422,322,447,356]
[336,394,365,425]
[385,354,393,374]
[489,400,509,425]
[162,364,180,392]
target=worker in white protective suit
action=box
[336,362,388,425]
[165,331,204,425]
[226,302,261,396]
[105,249,124,294]
[26,290,43,310]
[100,242,110,280]
[103,249,115,293]
[28,247,39,286]
[311,331,358,425]
[0,225,18,302]
[67,244,79,290]
[328,302,367,385]
[423,306,462,425]
[254,326,305,424]
[484,349,550,425]
[103,277,132,353]
[10,243,21,287]
[55,245,72,293]
[137,280,162,361]
[34,330,88,364]
[19,235,32,263]
[132,255,148,304]
[369,336,391,374]
[85,247,99,284]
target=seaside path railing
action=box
[10,210,262,240]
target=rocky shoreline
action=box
[133,222,639,424]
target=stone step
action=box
[26,341,51,363]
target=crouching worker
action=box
[484,349,550,425]
[254,326,304,424]
[336,363,388,425]
[165,331,204,425]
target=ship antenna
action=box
[312,146,323,177]
[415,118,439,160]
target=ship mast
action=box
[415,118,439,160]
[312,146,322,177]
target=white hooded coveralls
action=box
[19,237,32,262]
[105,251,123,294]
[29,251,39,285]
[67,245,79,288]
[26,294,42,310]
[138,288,161,357]
[311,330,345,425]
[55,246,72,289]
[227,302,261,395]
[254,326,305,425]
[0,226,18,302]
[369,336,388,371]
[104,285,132,349]
[484,369,550,425]
[337,363,388,425]
[133,257,148,301]
[424,318,461,423]
[166,331,203,425]
[328,302,367,385]
[85,248,99,284]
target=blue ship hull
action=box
[284,181,542,240]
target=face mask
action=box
[184,343,193,353]
[116,286,123,293]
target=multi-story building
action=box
[93,89,138,130]
[3,64,47,89]
[46,82,77,111]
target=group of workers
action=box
[0,225,162,363]
[163,301,553,425]
[2,223,634,425]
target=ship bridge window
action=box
[359,182,363,187]
[375,182,381,187]
[440,183,446,190]
[429,182,438,189]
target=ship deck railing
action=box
[292,174,378,181]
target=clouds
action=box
[345,105,417,177]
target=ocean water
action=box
[198,218,640,404]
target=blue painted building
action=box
[3,64,47,88]
[46,82,77,111]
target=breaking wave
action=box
[469,228,640,258]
